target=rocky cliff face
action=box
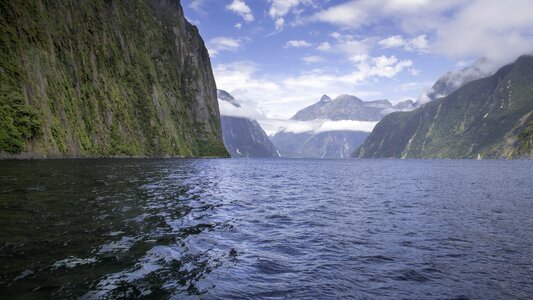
[218,90,280,158]
[0,0,228,158]
[356,55,533,159]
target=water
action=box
[0,159,532,299]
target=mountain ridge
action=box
[272,94,414,158]
[356,55,533,159]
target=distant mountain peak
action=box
[320,95,331,103]
[291,94,392,121]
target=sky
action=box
[183,0,533,134]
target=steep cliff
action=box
[355,55,533,159]
[0,0,228,158]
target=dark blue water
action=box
[0,159,532,299]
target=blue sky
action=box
[183,0,533,133]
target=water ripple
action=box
[0,159,532,299]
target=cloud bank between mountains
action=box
[218,96,377,135]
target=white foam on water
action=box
[82,246,183,299]
[13,269,33,281]
[52,257,98,269]
[98,236,137,254]
[107,231,124,237]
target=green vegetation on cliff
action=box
[517,121,533,157]
[0,0,228,158]
[355,55,533,159]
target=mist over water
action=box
[0,159,532,299]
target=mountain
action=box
[418,58,495,104]
[218,90,280,158]
[292,95,393,121]
[0,0,227,158]
[271,94,414,158]
[356,55,533,159]
[271,130,368,158]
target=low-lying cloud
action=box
[218,97,267,121]
[266,119,378,136]
[218,93,378,136]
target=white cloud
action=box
[339,40,372,61]
[218,98,267,120]
[355,55,413,78]
[268,0,300,28]
[270,119,377,135]
[433,0,533,64]
[330,32,342,39]
[268,0,297,18]
[416,58,497,104]
[302,55,325,63]
[207,37,242,56]
[311,3,366,28]
[267,0,317,30]
[316,33,376,63]
[317,120,377,133]
[274,18,285,31]
[285,40,312,48]
[189,0,207,15]
[306,0,533,64]
[316,42,331,51]
[378,35,405,48]
[307,0,461,30]
[215,94,353,137]
[407,34,429,52]
[395,81,433,92]
[226,0,254,22]
[213,55,411,121]
[213,62,283,115]
[456,60,472,68]
[408,68,420,76]
[377,34,429,52]
[234,23,242,29]
[315,33,376,65]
